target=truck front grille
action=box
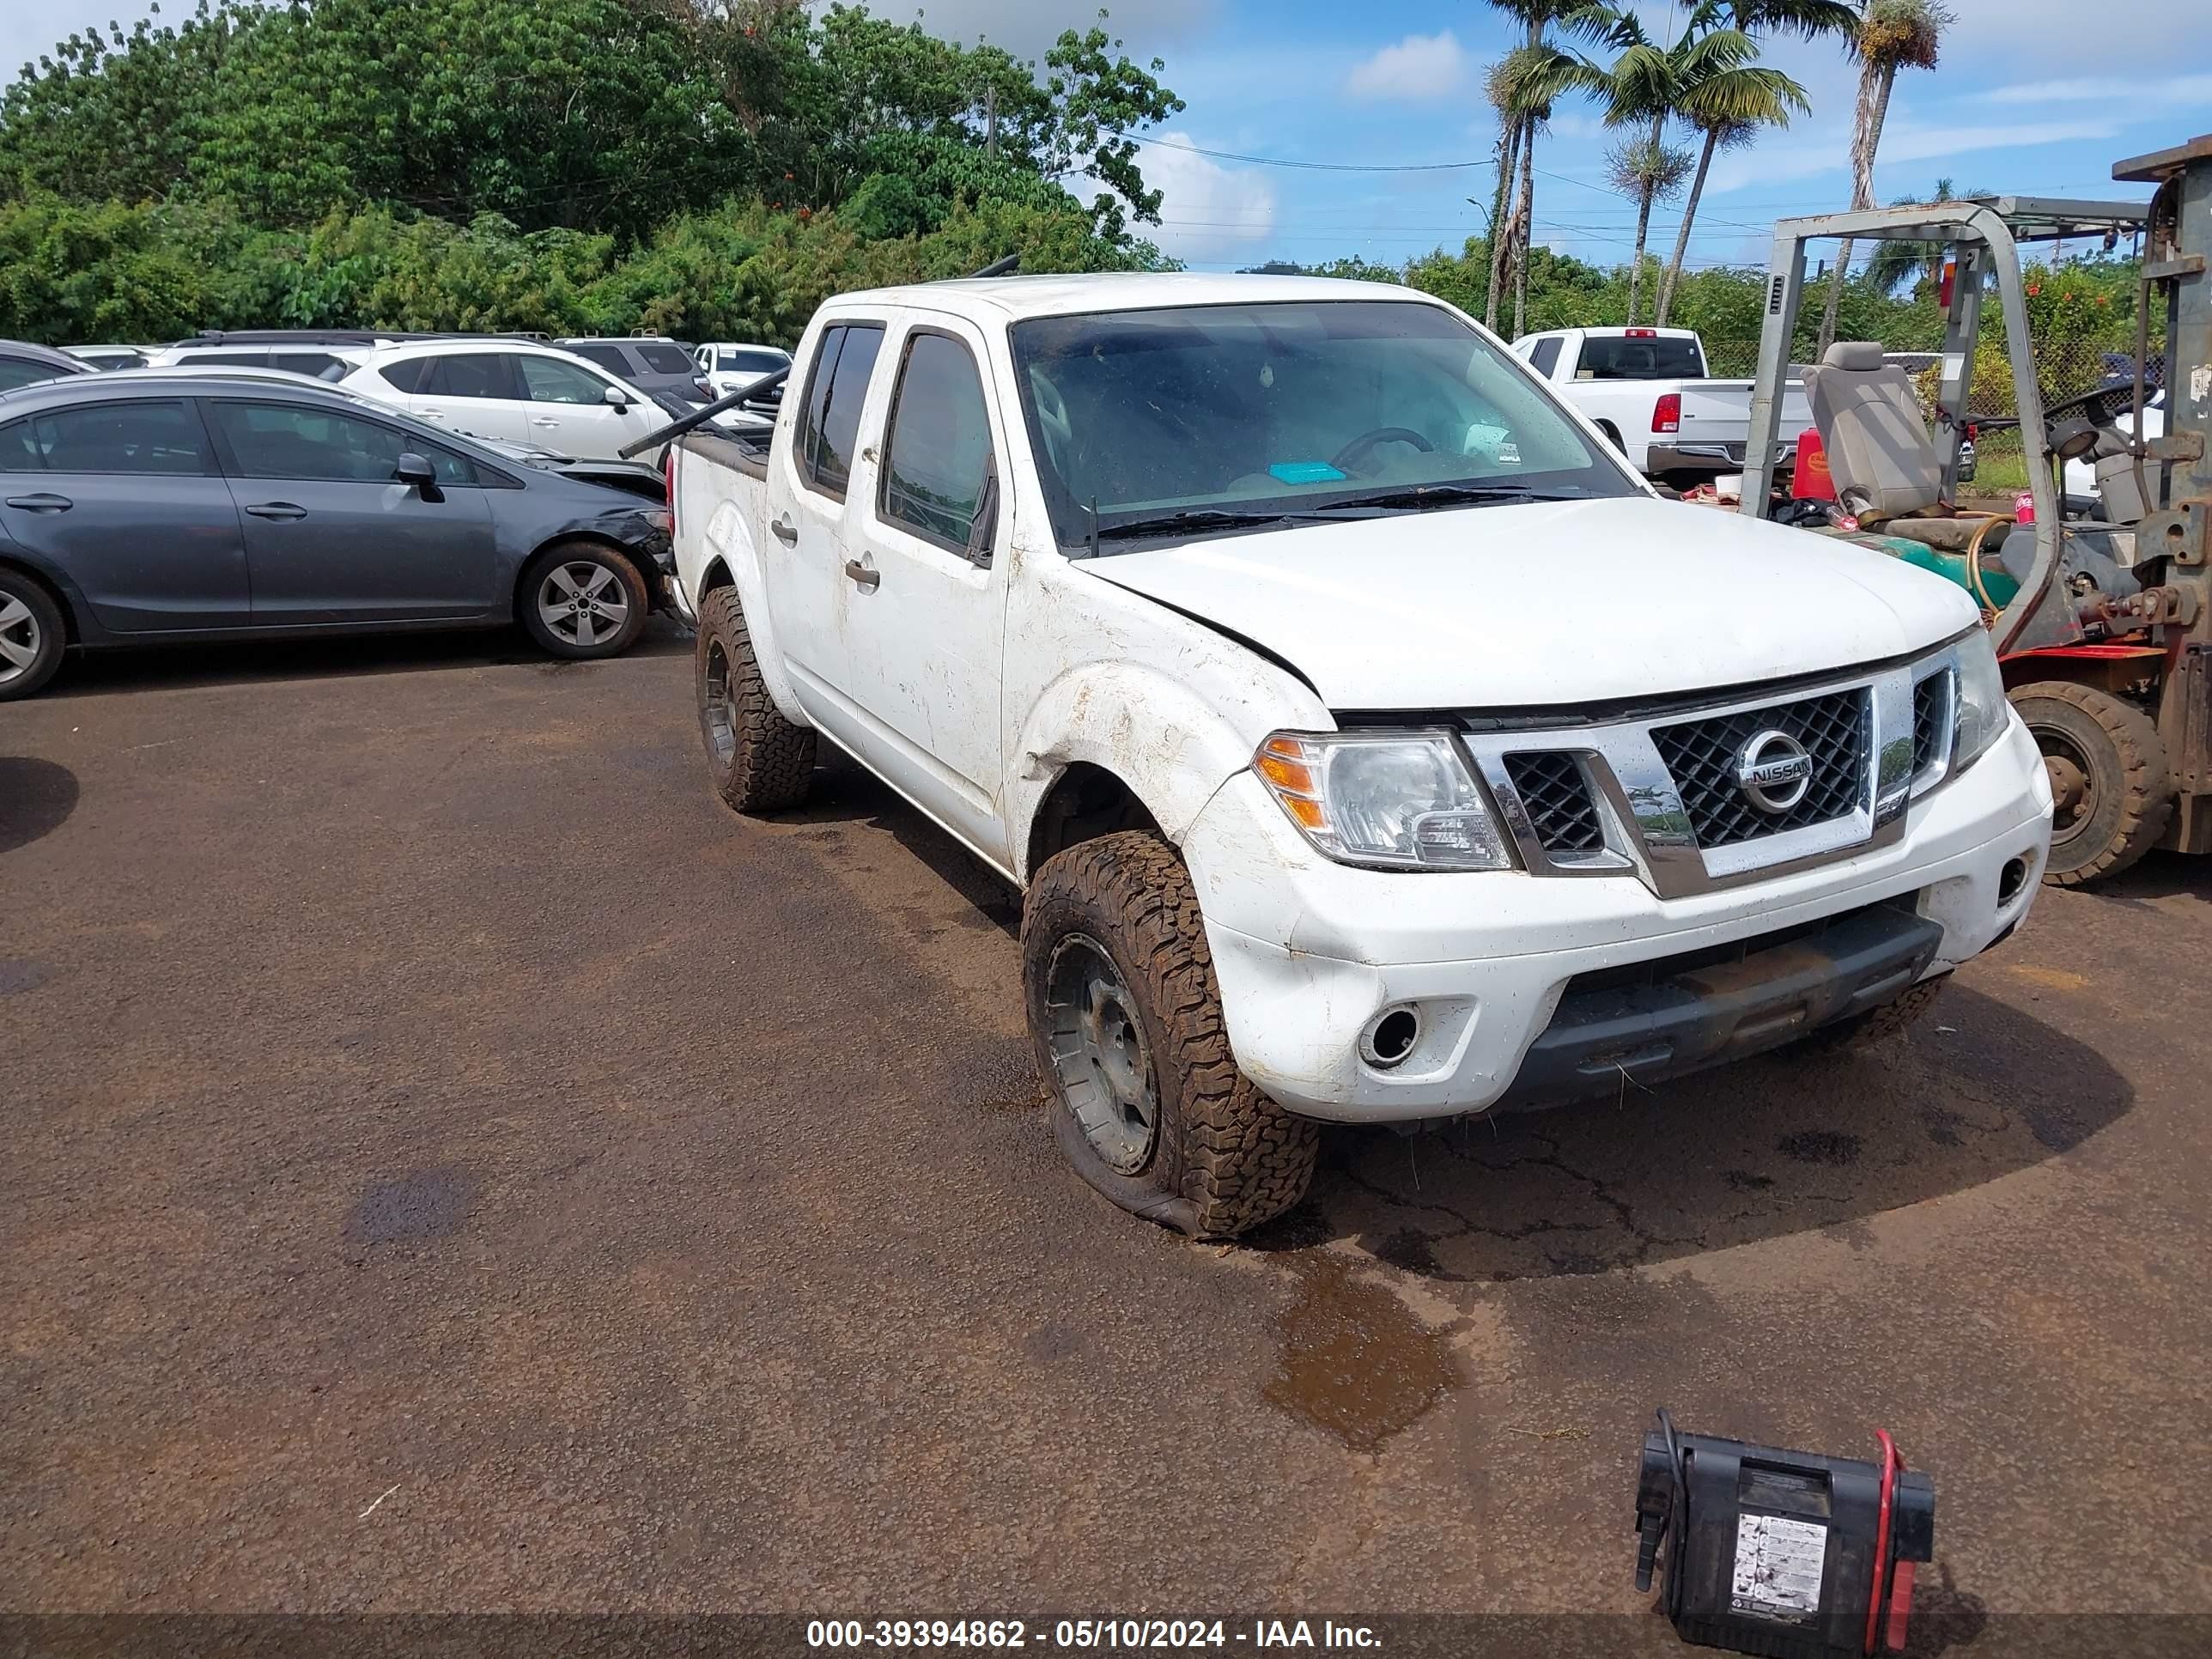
[1911,672,1948,777]
[1504,752,1604,854]
[1651,689,1868,848]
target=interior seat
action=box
[1803,340,2008,558]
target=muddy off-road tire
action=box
[696,586,815,813]
[1021,831,1319,1238]
[2012,681,2171,887]
[1796,975,1947,1054]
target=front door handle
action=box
[843,558,880,592]
[531,416,562,428]
[3,493,70,512]
[770,517,799,545]
[244,502,308,520]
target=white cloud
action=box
[1979,73,2212,106]
[1706,119,2123,194]
[1103,132,1276,262]
[866,0,1215,61]
[1346,31,1467,104]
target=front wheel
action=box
[519,542,649,660]
[1021,832,1318,1239]
[2011,681,2171,886]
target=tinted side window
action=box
[211,401,477,485]
[566,343,630,374]
[23,400,212,475]
[2,418,45,468]
[378,357,432,394]
[799,324,883,498]
[0,357,72,392]
[519,355,611,405]
[637,343,693,374]
[173,349,269,368]
[1528,337,1562,377]
[880,332,995,551]
[422,354,520,400]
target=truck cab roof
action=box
[816,270,1437,325]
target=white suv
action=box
[337,340,670,460]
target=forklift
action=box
[1741,135,2212,887]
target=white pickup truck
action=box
[1510,325,1814,483]
[667,273,2052,1237]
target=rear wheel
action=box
[519,542,648,659]
[2011,681,2170,886]
[695,585,815,812]
[1022,832,1318,1239]
[0,569,65,702]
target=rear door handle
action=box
[843,558,880,592]
[4,493,70,512]
[531,416,562,428]
[244,502,308,520]
[770,517,799,545]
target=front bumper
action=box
[1181,712,2053,1123]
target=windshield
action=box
[1008,300,1636,551]
[717,348,787,373]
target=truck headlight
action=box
[1952,629,2009,771]
[1255,732,1513,870]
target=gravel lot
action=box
[3,624,2209,1646]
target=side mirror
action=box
[603,385,631,409]
[394,453,441,499]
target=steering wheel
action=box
[1331,426,1433,476]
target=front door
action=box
[204,398,499,623]
[0,397,252,633]
[511,353,654,460]
[836,317,1009,860]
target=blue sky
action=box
[11,1,2212,272]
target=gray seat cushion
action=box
[1804,342,1944,519]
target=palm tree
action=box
[1584,7,1778,325]
[1482,3,1610,335]
[1816,0,1954,352]
[1863,175,1989,294]
[1653,1,1852,324]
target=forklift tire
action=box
[1022,832,1319,1240]
[2011,681,2171,887]
[1796,975,1946,1054]
[695,586,815,813]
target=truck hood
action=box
[1081,496,1979,711]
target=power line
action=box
[1127,133,1494,174]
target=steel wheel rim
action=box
[702,638,738,765]
[0,594,40,686]
[538,560,628,648]
[1042,933,1159,1175]
[2031,724,2097,846]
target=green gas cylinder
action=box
[1844,532,2020,609]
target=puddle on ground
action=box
[1262,1249,1459,1455]
[343,1166,479,1247]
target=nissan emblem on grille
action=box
[1735,730,1814,814]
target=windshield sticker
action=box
[1268,461,1347,484]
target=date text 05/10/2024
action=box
[804,1620,1383,1650]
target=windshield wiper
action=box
[1092,507,1323,544]
[1313,483,1589,512]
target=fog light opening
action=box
[1359,1006,1422,1070]
[1998,856,2029,907]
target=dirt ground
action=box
[3,624,2208,1650]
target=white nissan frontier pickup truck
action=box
[664,272,2053,1238]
